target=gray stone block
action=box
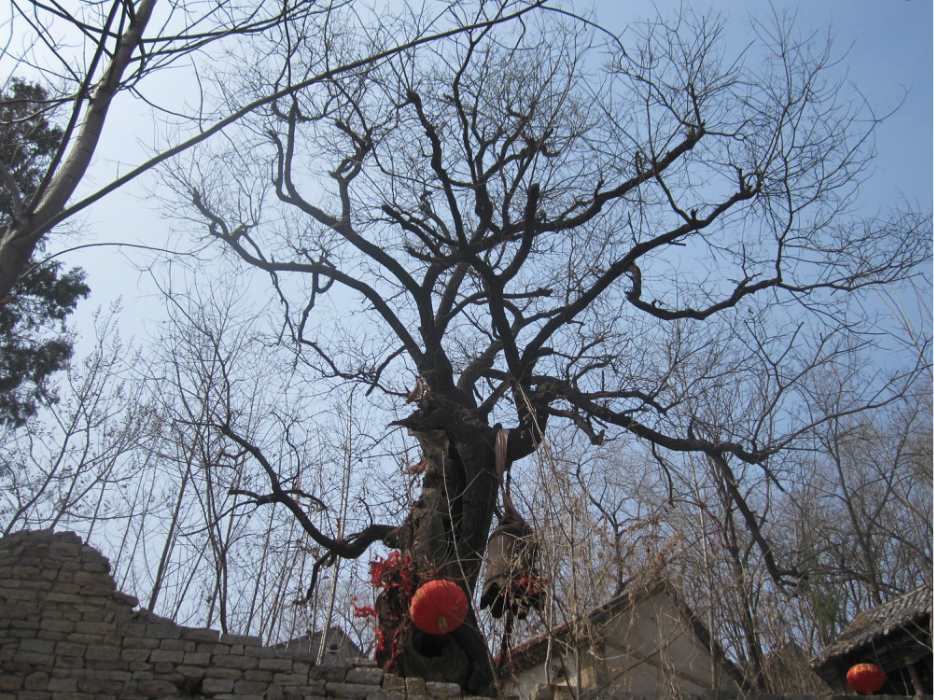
[19,639,55,654]
[234,679,272,694]
[177,665,207,680]
[113,591,139,607]
[220,633,262,646]
[76,678,124,694]
[382,674,405,691]
[149,648,184,664]
[124,637,160,650]
[243,670,275,682]
[258,658,293,672]
[182,651,210,665]
[23,672,49,690]
[137,679,180,698]
[121,648,152,662]
[406,678,427,695]
[205,667,244,681]
[350,658,378,667]
[10,621,41,631]
[121,624,153,640]
[310,666,349,682]
[366,693,406,700]
[74,621,115,635]
[13,650,54,665]
[244,644,277,659]
[46,677,78,692]
[213,653,259,670]
[345,667,384,685]
[326,682,380,699]
[202,643,232,656]
[49,543,81,558]
[426,682,462,699]
[273,672,310,686]
[158,638,195,652]
[15,691,53,700]
[202,677,236,695]
[146,624,182,640]
[85,645,121,661]
[39,620,75,633]
[305,680,327,695]
[182,627,221,643]
[0,663,26,682]
[67,633,103,645]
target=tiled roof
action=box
[811,586,932,667]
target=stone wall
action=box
[0,530,921,700]
[0,529,473,700]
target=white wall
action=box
[506,591,738,699]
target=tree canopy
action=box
[177,8,930,691]
[0,1,928,694]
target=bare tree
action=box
[571,354,931,691]
[0,0,543,301]
[178,9,930,692]
[791,380,933,643]
[112,276,389,642]
[0,304,153,536]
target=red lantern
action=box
[409,579,469,635]
[847,663,885,694]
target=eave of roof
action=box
[811,586,933,669]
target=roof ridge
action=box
[811,585,932,668]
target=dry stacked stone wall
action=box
[1,530,921,700]
[0,529,474,700]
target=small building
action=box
[274,626,363,666]
[502,580,743,700]
[811,586,932,696]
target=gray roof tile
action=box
[811,586,932,667]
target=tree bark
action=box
[377,400,504,695]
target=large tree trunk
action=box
[375,401,503,695]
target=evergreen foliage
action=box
[0,80,89,427]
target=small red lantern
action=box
[409,579,469,635]
[847,663,885,694]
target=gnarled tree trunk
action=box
[374,397,516,695]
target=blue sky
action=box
[58,0,932,347]
[592,0,932,211]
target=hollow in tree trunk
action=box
[374,400,508,695]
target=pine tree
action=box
[0,80,89,427]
